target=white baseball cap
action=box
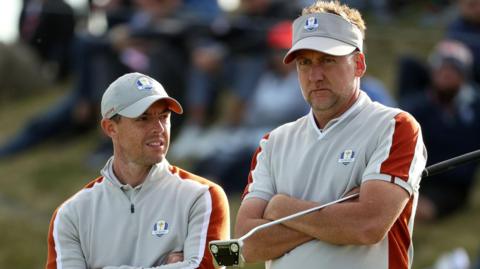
[283,12,363,64]
[101,72,183,119]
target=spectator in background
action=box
[341,0,393,23]
[356,45,396,107]
[183,0,222,21]
[447,0,480,86]
[361,75,397,107]
[170,0,301,161]
[396,0,480,103]
[0,0,134,160]
[182,20,310,194]
[19,0,75,81]
[402,40,480,222]
[396,55,431,103]
[105,0,194,103]
[0,0,75,99]
[0,0,197,162]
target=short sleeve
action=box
[362,112,427,195]
[242,133,276,201]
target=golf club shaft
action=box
[421,149,480,178]
[238,193,359,242]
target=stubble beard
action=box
[307,91,339,113]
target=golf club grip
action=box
[422,149,480,178]
[238,193,359,242]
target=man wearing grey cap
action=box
[235,1,427,269]
[45,73,230,269]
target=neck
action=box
[112,157,152,187]
[314,88,360,129]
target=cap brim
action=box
[118,96,183,118]
[283,36,357,64]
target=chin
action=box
[146,155,165,165]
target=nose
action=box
[152,119,166,134]
[308,64,324,82]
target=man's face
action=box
[460,0,480,24]
[107,100,171,167]
[431,63,464,94]
[295,50,365,116]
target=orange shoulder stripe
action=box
[242,133,270,200]
[45,176,104,269]
[380,113,420,182]
[169,166,230,269]
[388,197,413,269]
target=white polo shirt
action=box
[46,158,230,269]
[243,91,427,269]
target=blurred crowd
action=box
[0,0,480,267]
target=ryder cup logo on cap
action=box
[101,72,183,119]
[284,12,363,64]
[304,17,319,31]
[152,220,169,237]
[136,76,154,91]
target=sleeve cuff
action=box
[362,173,417,196]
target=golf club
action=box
[209,192,359,267]
[209,149,480,267]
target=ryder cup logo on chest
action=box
[136,77,154,91]
[304,16,319,31]
[152,220,169,237]
[338,150,355,165]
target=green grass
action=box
[413,178,480,269]
[0,89,98,269]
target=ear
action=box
[353,52,367,77]
[101,118,117,139]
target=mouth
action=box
[146,140,165,149]
[310,88,331,96]
[311,87,330,92]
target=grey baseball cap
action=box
[101,72,183,119]
[283,12,363,64]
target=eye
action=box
[135,115,148,121]
[322,57,336,64]
[297,58,312,66]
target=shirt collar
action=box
[100,156,169,189]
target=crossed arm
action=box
[234,180,410,262]
[46,187,228,269]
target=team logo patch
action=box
[304,17,319,31]
[338,150,355,165]
[152,220,169,237]
[136,77,154,91]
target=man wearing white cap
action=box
[235,1,427,269]
[45,72,230,269]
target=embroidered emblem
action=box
[152,220,169,237]
[136,77,154,91]
[338,150,355,165]
[304,17,319,31]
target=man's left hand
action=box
[165,251,183,264]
